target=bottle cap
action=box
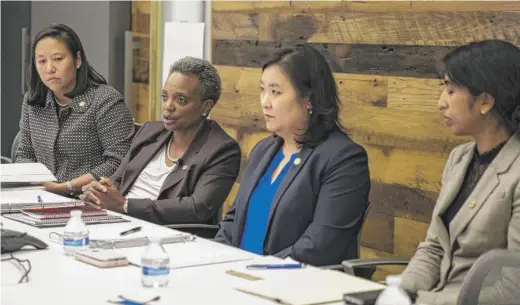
[386,275,402,285]
[70,210,83,217]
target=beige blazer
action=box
[401,133,520,305]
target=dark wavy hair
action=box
[26,24,107,106]
[262,44,344,147]
[442,40,520,133]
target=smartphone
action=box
[343,289,384,305]
[74,249,128,268]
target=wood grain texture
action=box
[212,11,520,46]
[393,217,430,257]
[369,182,437,224]
[213,40,453,78]
[387,77,444,112]
[213,1,520,13]
[361,211,394,253]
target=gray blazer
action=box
[214,126,370,266]
[111,120,241,225]
[401,133,520,305]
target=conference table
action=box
[1,198,384,305]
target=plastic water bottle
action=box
[62,210,89,256]
[375,275,412,305]
[141,236,170,288]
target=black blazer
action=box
[214,126,370,266]
[111,120,241,225]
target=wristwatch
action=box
[123,199,129,214]
[66,181,75,196]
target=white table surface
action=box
[1,208,384,305]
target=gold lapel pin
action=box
[294,158,301,165]
[467,200,476,208]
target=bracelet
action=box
[123,199,129,214]
[66,181,75,196]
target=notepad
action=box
[233,269,385,305]
[0,189,79,213]
[21,206,107,220]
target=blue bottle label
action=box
[142,266,169,276]
[63,237,89,247]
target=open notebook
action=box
[233,268,384,305]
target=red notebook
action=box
[20,206,107,220]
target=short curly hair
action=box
[169,56,222,104]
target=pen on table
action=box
[246,263,304,270]
[119,226,142,236]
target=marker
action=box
[246,263,304,270]
[119,226,142,236]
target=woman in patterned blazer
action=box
[15,24,134,197]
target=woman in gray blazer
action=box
[80,57,241,226]
[16,24,134,197]
[214,45,371,267]
[400,40,520,305]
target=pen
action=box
[119,226,142,236]
[246,263,304,270]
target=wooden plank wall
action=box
[210,1,520,279]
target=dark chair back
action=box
[10,131,21,163]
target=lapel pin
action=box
[182,165,188,170]
[467,200,476,208]
[294,158,301,165]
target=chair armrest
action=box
[342,258,410,275]
[163,224,220,239]
[1,156,12,164]
[164,224,219,230]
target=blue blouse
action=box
[240,149,299,254]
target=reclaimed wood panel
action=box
[213,40,453,78]
[213,11,520,46]
[394,217,430,257]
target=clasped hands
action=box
[79,178,126,213]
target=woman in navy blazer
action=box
[214,45,370,266]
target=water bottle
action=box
[62,210,89,256]
[141,236,170,288]
[375,275,412,305]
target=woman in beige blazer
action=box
[400,40,520,305]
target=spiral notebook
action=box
[20,206,107,220]
[2,212,129,228]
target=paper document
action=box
[0,163,56,184]
[234,268,384,305]
[162,21,205,86]
[0,189,78,213]
[126,241,254,269]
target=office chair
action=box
[457,249,520,305]
[163,205,223,239]
[10,131,21,163]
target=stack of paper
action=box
[0,188,79,213]
[0,163,56,187]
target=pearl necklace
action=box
[166,135,179,163]
[54,96,70,108]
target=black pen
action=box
[119,226,142,236]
